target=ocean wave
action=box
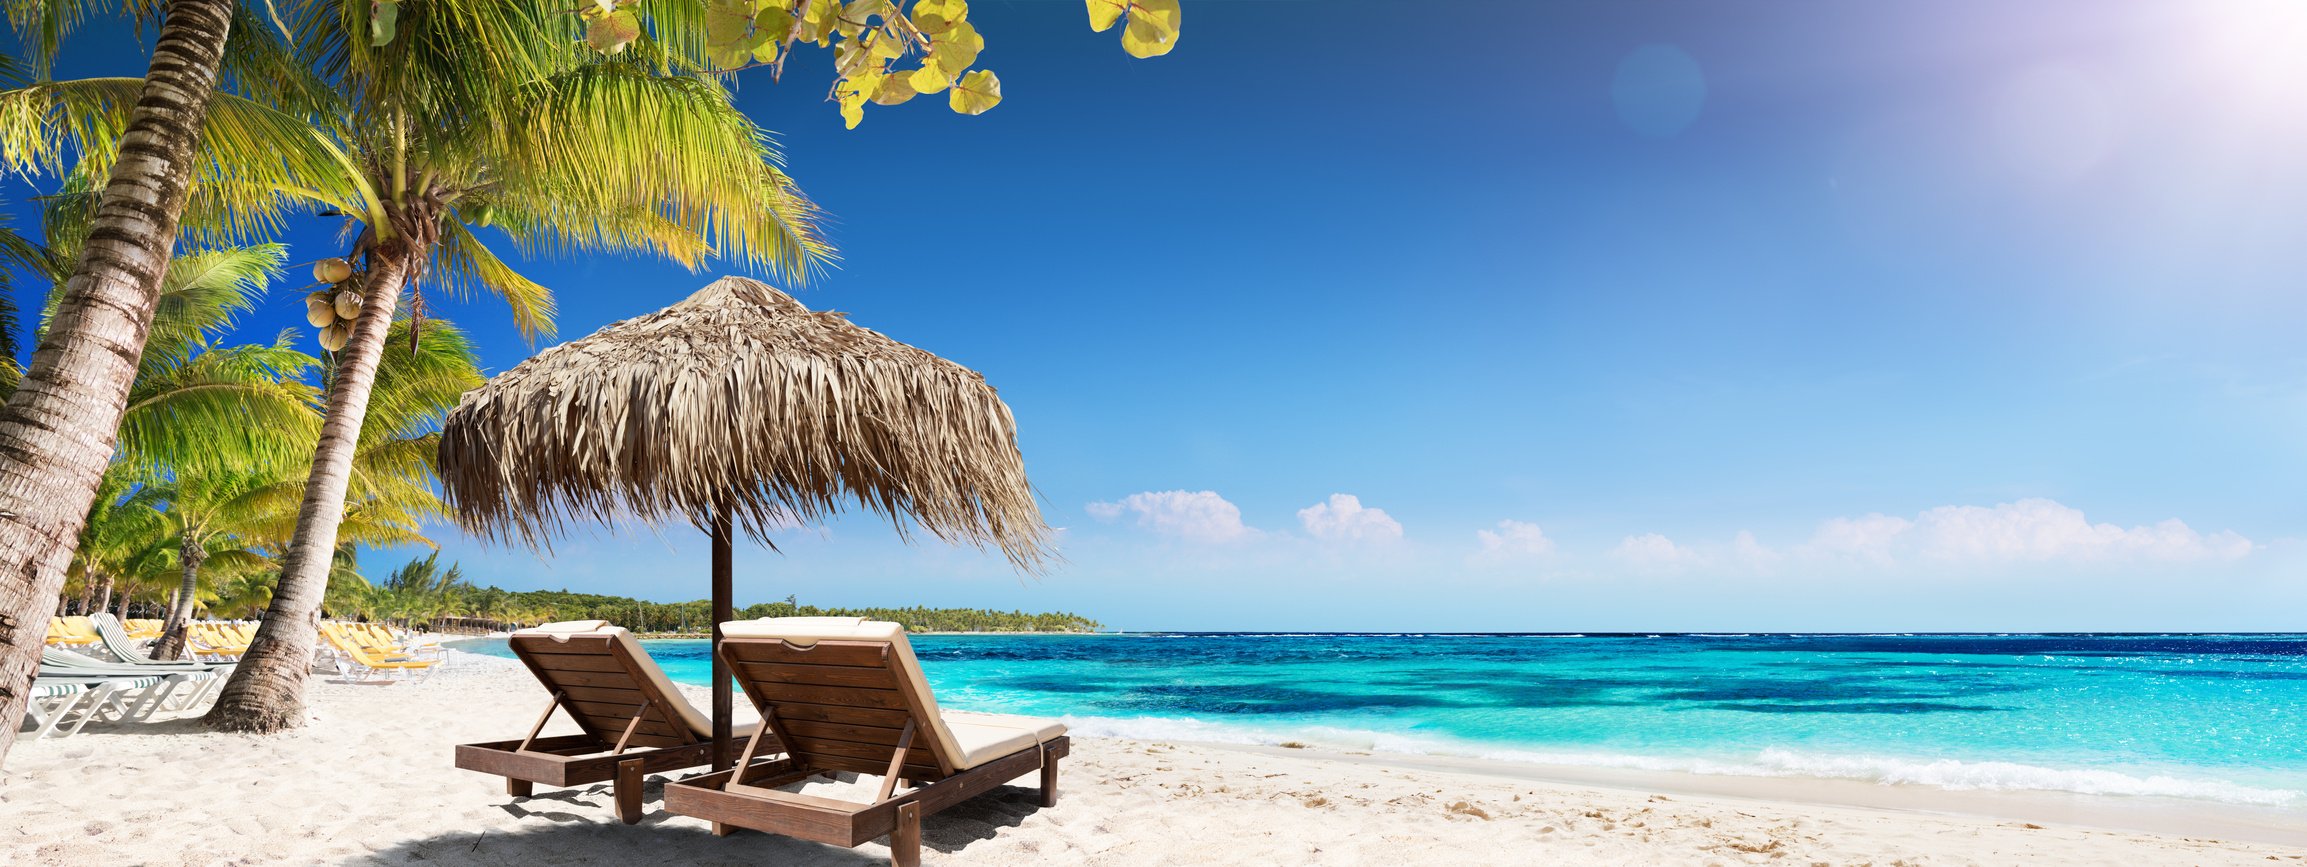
[1055,714,2302,807]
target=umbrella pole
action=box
[711,507,734,771]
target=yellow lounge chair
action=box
[357,623,441,658]
[187,623,249,661]
[323,625,439,682]
[49,617,103,648]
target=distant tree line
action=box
[395,583,1100,635]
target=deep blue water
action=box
[454,632,2307,806]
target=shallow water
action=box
[452,632,2307,806]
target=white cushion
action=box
[942,710,1067,768]
[527,620,613,635]
[944,710,1067,743]
[720,617,876,643]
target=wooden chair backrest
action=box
[508,632,697,751]
[719,637,954,781]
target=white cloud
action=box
[1611,532,1705,572]
[1730,530,1782,571]
[1476,520,1555,560]
[1297,494,1403,543]
[1800,498,2252,565]
[1804,514,1913,564]
[1086,490,1254,543]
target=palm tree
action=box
[144,465,293,658]
[204,0,827,733]
[0,0,247,760]
[66,471,156,619]
[1,237,322,658]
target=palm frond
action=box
[116,331,322,476]
[0,78,362,243]
[140,243,291,371]
[222,0,342,119]
[434,221,554,341]
[482,62,829,282]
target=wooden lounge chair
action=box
[454,620,727,823]
[663,617,1069,867]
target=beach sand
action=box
[5,646,2302,865]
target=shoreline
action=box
[5,646,2301,864]
[1211,742,2307,848]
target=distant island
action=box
[438,586,1102,635]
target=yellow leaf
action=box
[871,73,918,105]
[834,37,865,70]
[844,0,893,39]
[1086,0,1125,32]
[706,0,754,48]
[913,0,968,31]
[707,43,753,69]
[794,0,839,43]
[870,25,906,59]
[909,64,951,95]
[751,34,781,64]
[753,6,794,40]
[584,9,641,54]
[929,20,982,74]
[1120,0,1180,58]
[845,68,886,99]
[949,68,1001,115]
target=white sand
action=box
[5,646,2303,865]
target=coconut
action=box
[318,322,350,352]
[305,299,337,328]
[313,258,353,284]
[333,290,363,321]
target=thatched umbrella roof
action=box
[436,276,1051,569]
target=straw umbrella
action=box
[437,276,1052,767]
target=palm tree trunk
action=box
[0,0,236,764]
[152,535,205,659]
[94,574,113,618]
[205,252,408,733]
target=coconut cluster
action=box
[304,258,363,351]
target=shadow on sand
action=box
[367,777,1052,865]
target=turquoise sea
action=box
[454,632,2307,807]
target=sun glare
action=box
[2180,0,2307,134]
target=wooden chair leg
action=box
[891,801,921,867]
[1040,753,1060,808]
[615,757,645,825]
[506,778,533,798]
[711,821,735,837]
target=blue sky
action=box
[15,1,2307,630]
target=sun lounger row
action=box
[321,623,442,682]
[45,617,101,649]
[21,639,236,740]
[456,617,1066,867]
